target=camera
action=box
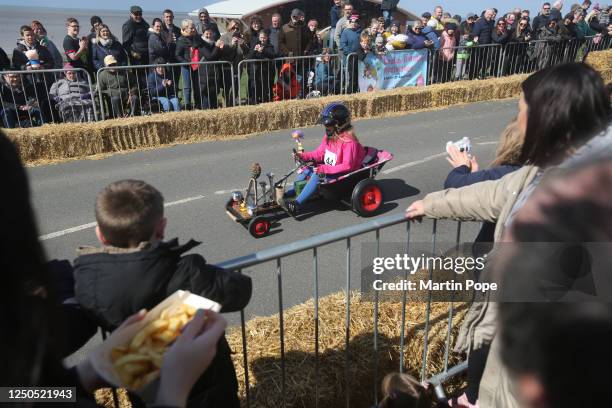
[446,137,472,154]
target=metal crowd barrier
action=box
[217,214,468,407]
[427,43,503,84]
[237,53,343,105]
[96,60,235,120]
[585,34,612,54]
[0,67,96,127]
[3,37,607,127]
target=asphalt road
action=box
[27,99,518,363]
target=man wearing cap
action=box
[420,12,432,27]
[340,14,361,93]
[196,8,220,40]
[122,5,150,66]
[280,8,310,57]
[461,12,478,37]
[335,3,355,49]
[97,54,138,117]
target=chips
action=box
[111,304,197,389]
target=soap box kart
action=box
[225,134,394,238]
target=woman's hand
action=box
[405,200,425,221]
[446,144,472,169]
[156,310,227,408]
[469,155,479,172]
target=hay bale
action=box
[227,291,467,408]
[14,66,612,165]
[585,49,612,73]
[94,291,466,408]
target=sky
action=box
[0,0,552,17]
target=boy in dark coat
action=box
[74,179,252,408]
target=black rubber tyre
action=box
[351,179,384,217]
[248,216,271,238]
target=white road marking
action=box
[39,195,207,241]
[214,189,241,195]
[39,222,98,241]
[381,152,447,175]
[165,195,206,206]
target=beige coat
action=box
[422,165,541,406]
[422,165,541,407]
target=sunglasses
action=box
[519,23,528,26]
[133,12,142,16]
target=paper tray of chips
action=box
[90,290,221,400]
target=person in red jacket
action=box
[281,102,365,215]
[273,60,300,101]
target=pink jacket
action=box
[439,31,457,61]
[301,132,366,175]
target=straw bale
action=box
[226,291,467,408]
[11,66,612,165]
[585,49,612,73]
[94,290,466,408]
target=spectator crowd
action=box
[0,1,611,128]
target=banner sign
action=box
[358,49,428,92]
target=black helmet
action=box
[318,102,351,131]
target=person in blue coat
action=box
[422,23,441,50]
[407,22,439,50]
[146,57,180,112]
[340,15,362,94]
[444,119,523,245]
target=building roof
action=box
[190,0,416,21]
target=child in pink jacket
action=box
[283,102,365,215]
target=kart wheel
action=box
[248,216,271,238]
[351,179,383,217]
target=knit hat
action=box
[421,12,432,19]
[104,55,118,66]
[291,8,304,18]
[63,62,74,70]
[444,22,458,31]
[130,5,142,14]
[198,8,209,15]
[467,12,477,19]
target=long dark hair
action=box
[0,131,58,386]
[519,63,610,167]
